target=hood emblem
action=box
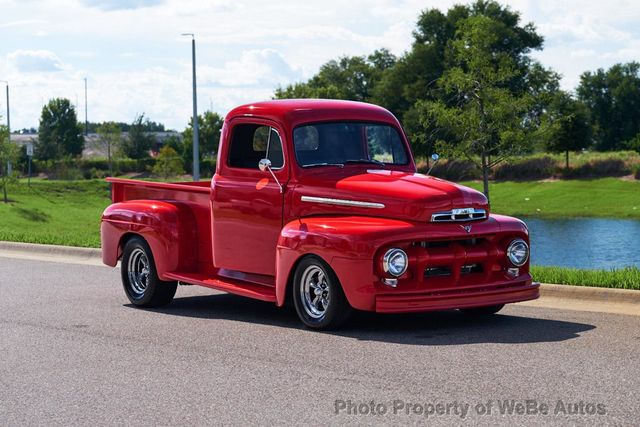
[461,225,472,233]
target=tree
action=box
[544,92,592,168]
[373,0,547,156]
[0,125,19,203]
[274,49,396,102]
[577,62,640,151]
[273,2,553,160]
[416,15,537,201]
[152,146,184,179]
[37,98,84,160]
[624,134,640,153]
[182,111,224,170]
[97,122,121,176]
[121,114,154,159]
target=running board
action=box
[164,271,277,303]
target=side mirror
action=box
[258,158,272,172]
[426,153,441,177]
[258,158,283,193]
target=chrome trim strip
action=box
[431,208,487,222]
[300,196,385,209]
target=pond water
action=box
[523,217,640,269]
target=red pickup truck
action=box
[101,99,538,329]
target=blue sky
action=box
[0,0,639,130]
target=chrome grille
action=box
[431,208,486,222]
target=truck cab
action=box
[101,99,539,330]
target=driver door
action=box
[211,118,287,277]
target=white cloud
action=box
[80,0,164,11]
[0,0,639,129]
[0,19,47,29]
[7,50,67,72]
[198,49,302,88]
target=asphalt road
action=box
[1,257,639,426]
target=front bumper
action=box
[374,279,539,313]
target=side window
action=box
[228,124,284,169]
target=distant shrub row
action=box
[13,152,639,182]
[416,153,639,182]
[18,158,217,180]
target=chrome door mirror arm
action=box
[258,158,283,193]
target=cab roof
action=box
[225,99,400,128]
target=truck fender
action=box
[100,200,198,280]
[274,218,375,309]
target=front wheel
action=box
[121,237,177,307]
[293,256,352,330]
[460,304,504,316]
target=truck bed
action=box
[107,177,214,273]
[107,177,211,203]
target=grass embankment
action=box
[0,179,110,248]
[532,266,640,290]
[464,178,640,219]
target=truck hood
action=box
[292,168,488,223]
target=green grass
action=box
[464,178,640,219]
[532,266,640,290]
[0,179,111,247]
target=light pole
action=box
[0,80,10,195]
[0,81,9,138]
[181,33,199,181]
[84,77,88,136]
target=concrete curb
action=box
[520,283,640,317]
[0,241,637,314]
[0,241,102,259]
[0,241,103,266]
[540,283,640,304]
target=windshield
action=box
[293,122,409,168]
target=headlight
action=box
[507,239,529,266]
[383,248,408,277]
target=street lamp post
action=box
[0,81,8,137]
[84,77,88,136]
[181,33,200,181]
[0,80,10,193]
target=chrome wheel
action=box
[300,265,330,319]
[127,247,150,297]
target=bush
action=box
[83,168,108,180]
[561,159,630,179]
[492,156,556,181]
[112,158,155,174]
[152,146,184,179]
[47,159,84,180]
[30,157,156,178]
[634,165,640,180]
[200,159,217,177]
[417,159,481,181]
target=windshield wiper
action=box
[344,158,386,167]
[301,162,344,168]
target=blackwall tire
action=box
[121,237,177,307]
[292,256,353,330]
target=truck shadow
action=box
[133,293,596,346]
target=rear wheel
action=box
[293,256,352,330]
[460,304,504,316]
[121,237,177,307]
